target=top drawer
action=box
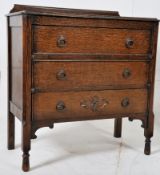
[33,26,151,55]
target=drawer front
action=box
[33,61,148,91]
[33,89,147,121]
[33,26,151,54]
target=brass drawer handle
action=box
[56,69,67,80]
[57,35,67,48]
[121,98,130,107]
[122,68,131,78]
[56,101,66,111]
[80,96,109,112]
[126,38,134,48]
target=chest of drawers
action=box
[7,4,159,172]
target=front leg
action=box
[22,121,31,172]
[144,112,154,155]
[114,118,122,138]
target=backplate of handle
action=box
[122,68,131,78]
[57,35,67,48]
[126,38,134,48]
[56,69,67,80]
[56,101,66,111]
[121,98,130,107]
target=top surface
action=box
[7,4,159,22]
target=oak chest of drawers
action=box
[7,4,159,172]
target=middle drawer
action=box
[33,61,148,91]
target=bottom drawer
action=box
[33,89,147,121]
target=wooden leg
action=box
[144,113,154,155]
[22,122,31,172]
[114,118,122,138]
[8,112,15,150]
[144,137,151,155]
[22,152,30,172]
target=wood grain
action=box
[11,27,23,110]
[10,4,119,17]
[33,16,154,30]
[33,89,147,121]
[33,61,148,91]
[33,26,151,54]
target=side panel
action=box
[11,27,23,109]
[9,16,23,120]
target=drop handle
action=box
[121,98,130,107]
[56,101,66,111]
[57,35,67,48]
[126,38,134,48]
[56,69,67,80]
[122,68,131,79]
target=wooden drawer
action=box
[33,61,148,91]
[33,26,151,54]
[33,89,147,121]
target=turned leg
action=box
[22,122,31,172]
[114,118,122,138]
[8,112,15,150]
[144,112,154,155]
[22,152,30,172]
[144,137,151,155]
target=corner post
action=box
[144,22,158,155]
[21,14,32,171]
[114,118,122,138]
